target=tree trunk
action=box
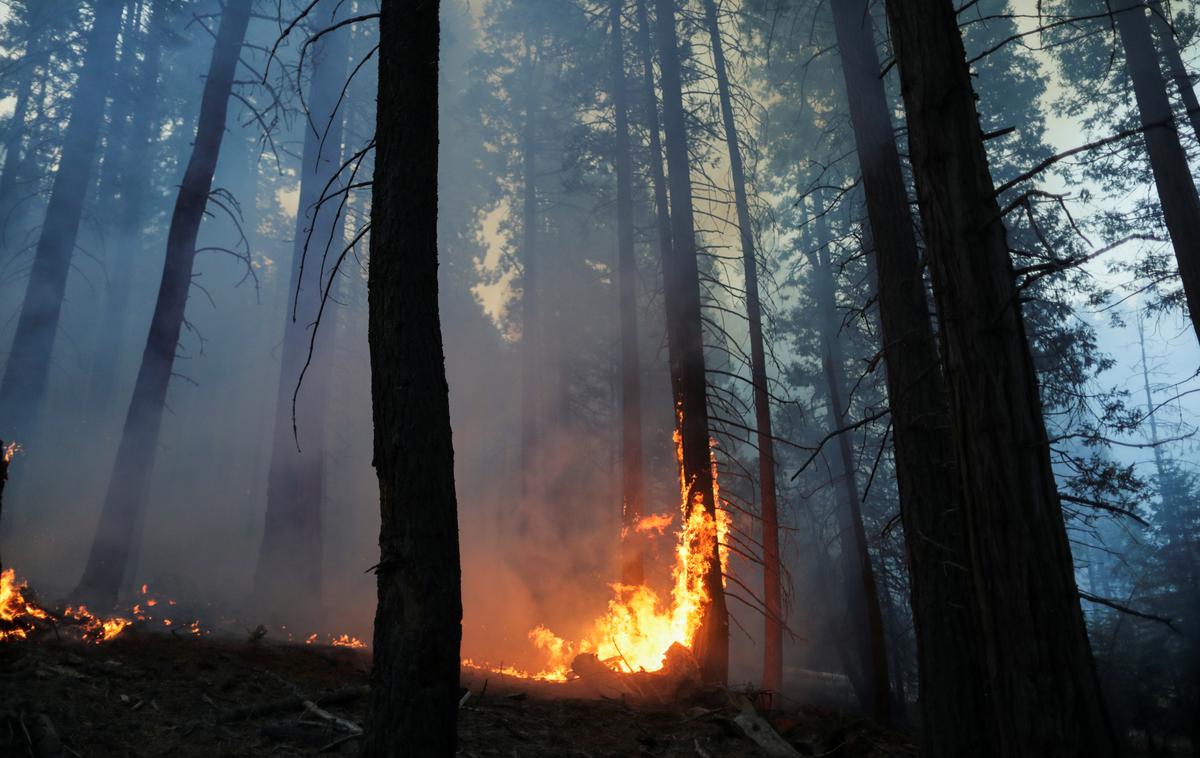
[1114,0,1200,346]
[89,0,167,409]
[653,0,728,686]
[633,0,679,385]
[610,0,646,588]
[254,0,349,612]
[359,2,461,755]
[828,0,985,745]
[0,44,41,207]
[0,0,126,442]
[808,210,891,722]
[519,53,543,513]
[699,0,782,695]
[72,0,252,608]
[1148,0,1200,147]
[884,1,1119,754]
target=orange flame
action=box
[469,421,729,681]
[2,441,19,464]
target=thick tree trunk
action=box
[1114,0,1200,345]
[653,0,728,685]
[254,0,349,611]
[1148,0,1200,147]
[359,2,461,755]
[0,0,125,442]
[89,0,166,409]
[884,1,1119,754]
[828,0,985,745]
[699,0,782,695]
[610,0,646,588]
[807,216,891,722]
[72,0,252,608]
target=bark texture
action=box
[653,0,728,685]
[884,0,1118,754]
[255,0,349,610]
[1115,0,1200,345]
[359,1,462,755]
[610,0,646,588]
[73,0,252,608]
[829,0,985,747]
[0,0,125,442]
[700,0,782,695]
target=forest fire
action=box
[1,569,368,649]
[467,428,730,682]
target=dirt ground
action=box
[0,630,918,757]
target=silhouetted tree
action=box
[73,0,253,607]
[359,0,462,754]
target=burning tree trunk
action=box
[609,0,646,588]
[653,0,728,686]
[699,0,782,695]
[359,1,462,754]
[89,0,167,409]
[828,0,984,744]
[1148,0,1200,148]
[1113,0,1200,346]
[0,441,12,569]
[72,0,252,608]
[255,0,350,611]
[0,0,125,443]
[884,0,1118,753]
[809,206,890,722]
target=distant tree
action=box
[255,0,350,613]
[609,0,647,588]
[0,0,125,442]
[358,0,462,754]
[884,0,1118,753]
[73,0,253,607]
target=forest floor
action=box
[0,630,918,757]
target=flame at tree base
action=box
[466,428,730,683]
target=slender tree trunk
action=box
[359,2,461,755]
[829,0,985,746]
[1148,0,1200,147]
[1114,0,1200,345]
[254,0,349,611]
[0,46,40,207]
[633,0,679,386]
[0,0,126,442]
[72,0,252,608]
[699,0,782,695]
[808,213,891,722]
[610,0,646,588]
[884,1,1119,754]
[519,54,543,512]
[653,0,728,685]
[1136,316,1167,481]
[89,0,166,409]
